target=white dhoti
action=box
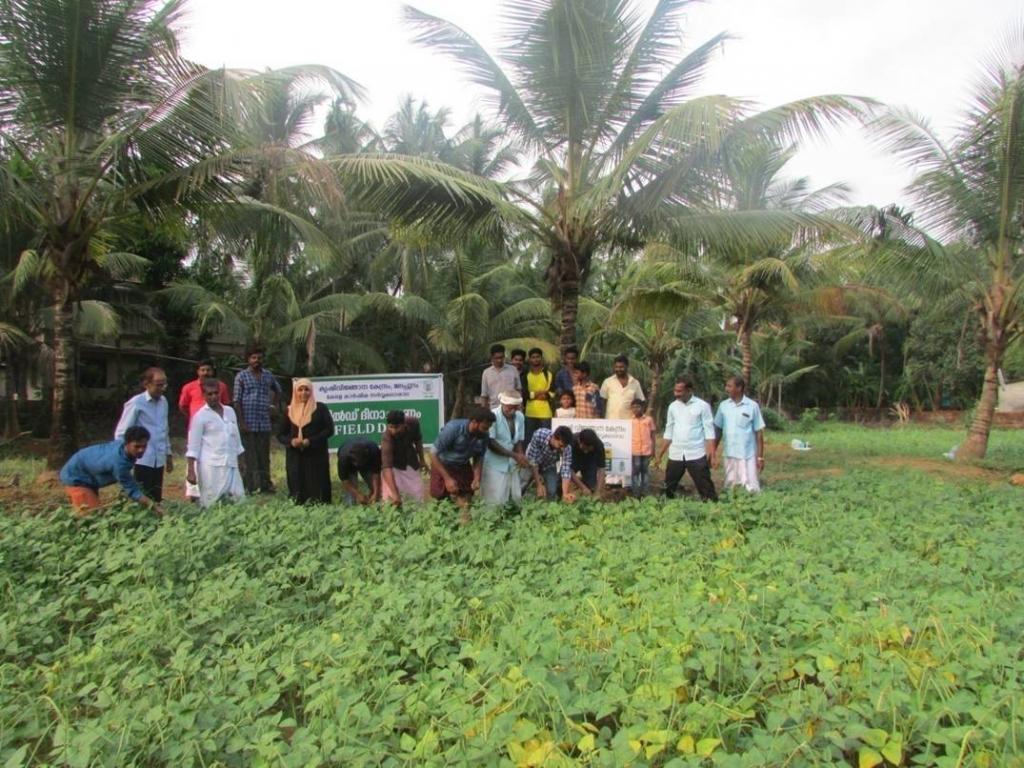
[481,466,523,506]
[724,457,761,492]
[382,467,426,503]
[197,463,245,508]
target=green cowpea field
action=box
[0,425,1022,767]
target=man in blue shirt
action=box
[430,407,497,519]
[553,345,579,398]
[654,376,718,501]
[713,375,766,492]
[60,426,162,515]
[114,367,172,502]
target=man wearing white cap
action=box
[481,390,530,505]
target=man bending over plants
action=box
[337,439,383,505]
[59,426,163,516]
[430,407,496,522]
[524,425,575,501]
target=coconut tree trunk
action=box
[451,369,468,419]
[2,367,19,439]
[876,340,886,410]
[739,327,753,388]
[959,335,1006,460]
[549,248,588,351]
[648,363,662,429]
[47,279,79,469]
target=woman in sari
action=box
[277,378,334,504]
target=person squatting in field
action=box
[381,410,427,506]
[337,439,383,505]
[430,407,496,523]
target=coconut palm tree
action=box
[392,245,557,417]
[830,284,909,409]
[871,26,1024,459]
[403,0,870,351]
[0,0,362,466]
[640,139,855,390]
[580,270,723,425]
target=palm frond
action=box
[403,5,541,147]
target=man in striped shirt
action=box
[572,361,602,419]
[525,425,575,501]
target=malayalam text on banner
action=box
[311,374,445,449]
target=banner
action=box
[311,374,445,449]
[551,417,633,486]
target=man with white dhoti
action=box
[713,375,766,492]
[481,391,530,506]
[186,379,246,508]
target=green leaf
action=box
[696,737,721,757]
[858,747,883,768]
[860,729,888,748]
[881,737,903,765]
[4,746,28,768]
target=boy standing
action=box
[572,362,601,418]
[630,399,656,497]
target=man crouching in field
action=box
[59,426,163,516]
[430,407,496,523]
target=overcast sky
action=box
[178,0,1019,209]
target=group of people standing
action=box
[60,350,282,513]
[58,343,766,517]
[479,344,646,440]
[471,344,767,506]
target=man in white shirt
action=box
[480,343,521,409]
[481,391,530,505]
[186,380,246,508]
[599,354,645,420]
[114,367,172,502]
[713,375,766,492]
[654,376,718,501]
